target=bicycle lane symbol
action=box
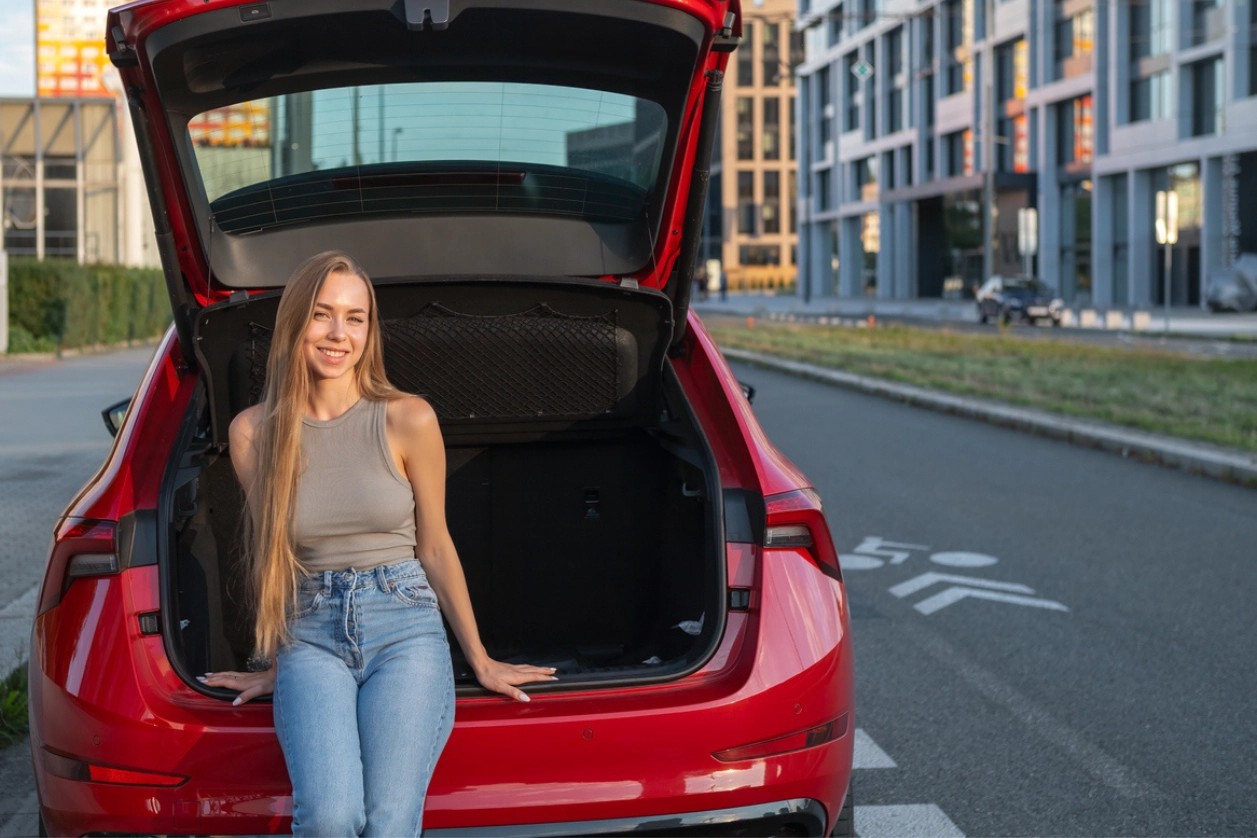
[844,537,1068,615]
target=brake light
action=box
[37,519,118,615]
[42,749,186,787]
[764,489,842,581]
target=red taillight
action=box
[764,489,842,580]
[42,749,185,787]
[713,714,849,762]
[38,519,118,615]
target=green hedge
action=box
[7,258,169,352]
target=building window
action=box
[1056,95,1093,166]
[944,130,967,177]
[738,170,756,234]
[1054,5,1094,79]
[1131,0,1172,60]
[737,97,754,159]
[1191,0,1223,47]
[1110,173,1129,304]
[844,54,860,132]
[816,168,831,210]
[818,67,833,149]
[788,171,797,233]
[763,97,781,160]
[763,170,781,233]
[855,156,879,201]
[789,99,796,160]
[740,245,781,265]
[1191,57,1224,136]
[887,26,905,133]
[943,0,970,95]
[738,21,755,86]
[1130,70,1172,122]
[763,21,782,87]
[828,3,845,46]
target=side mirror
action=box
[739,382,756,404]
[101,399,131,438]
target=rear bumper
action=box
[428,798,828,837]
[32,553,853,836]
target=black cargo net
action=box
[383,303,621,420]
[239,303,623,422]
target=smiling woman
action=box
[205,251,555,835]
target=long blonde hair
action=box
[244,250,402,658]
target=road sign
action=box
[1017,208,1038,256]
[850,60,875,81]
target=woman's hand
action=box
[199,667,275,706]
[472,660,558,703]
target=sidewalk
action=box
[694,293,1257,488]
[692,292,1257,339]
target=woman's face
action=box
[303,269,372,383]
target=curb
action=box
[722,348,1257,488]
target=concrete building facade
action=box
[795,0,1257,307]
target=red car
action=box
[29,0,855,834]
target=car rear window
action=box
[189,82,666,234]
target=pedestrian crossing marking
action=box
[854,729,965,837]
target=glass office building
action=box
[795,0,1257,307]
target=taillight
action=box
[38,519,118,615]
[764,489,842,581]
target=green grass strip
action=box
[709,322,1257,454]
[0,663,28,749]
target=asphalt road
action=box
[731,360,1257,837]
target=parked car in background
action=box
[1206,253,1257,312]
[28,0,856,835]
[976,275,1065,326]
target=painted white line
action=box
[889,572,1034,599]
[913,587,1070,616]
[853,728,896,769]
[855,804,965,837]
[901,621,1157,799]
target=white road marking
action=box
[889,572,1034,598]
[928,551,999,568]
[853,728,896,769]
[853,731,964,836]
[913,587,1070,615]
[856,804,965,837]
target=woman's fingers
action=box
[197,669,276,704]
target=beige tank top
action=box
[292,398,417,572]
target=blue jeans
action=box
[274,559,455,837]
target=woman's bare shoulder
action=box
[386,394,438,437]
[229,404,265,445]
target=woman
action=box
[201,251,555,836]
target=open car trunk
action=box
[161,280,726,689]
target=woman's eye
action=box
[313,311,329,320]
[349,317,365,325]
